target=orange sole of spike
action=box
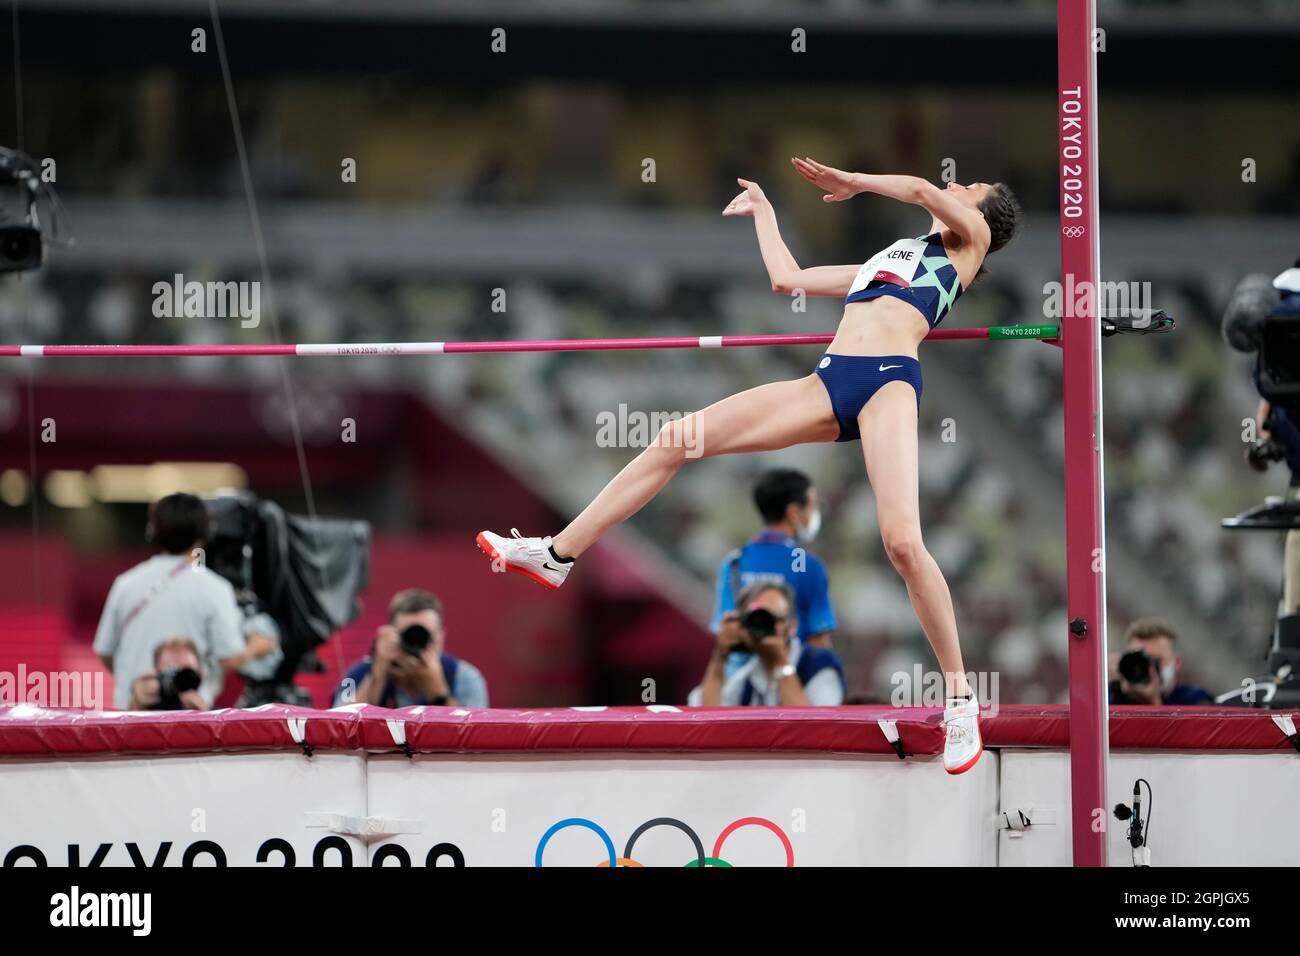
[945,734,984,775]
[475,532,560,591]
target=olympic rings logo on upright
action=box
[1061,225,1086,238]
[534,816,795,867]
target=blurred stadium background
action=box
[1,0,1298,708]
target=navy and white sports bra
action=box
[845,232,965,329]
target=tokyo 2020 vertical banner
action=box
[1057,0,1109,869]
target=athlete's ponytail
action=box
[979,183,1021,253]
[973,182,1022,282]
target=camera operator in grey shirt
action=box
[94,493,277,709]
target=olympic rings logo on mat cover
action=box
[535,816,795,867]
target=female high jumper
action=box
[478,158,1020,773]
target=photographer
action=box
[128,638,207,711]
[1108,618,1211,706]
[691,581,845,706]
[94,493,277,710]
[332,589,488,708]
[712,470,837,652]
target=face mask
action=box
[797,509,821,543]
[1159,661,1176,688]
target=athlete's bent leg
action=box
[552,374,838,559]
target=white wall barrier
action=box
[998,750,1300,867]
[0,705,1295,866]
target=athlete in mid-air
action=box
[478,157,1021,773]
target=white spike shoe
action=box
[476,528,572,590]
[943,695,983,774]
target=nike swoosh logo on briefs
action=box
[879,364,902,371]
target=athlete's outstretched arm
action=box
[723,178,859,297]
[792,158,990,249]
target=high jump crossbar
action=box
[0,324,1063,358]
[0,315,1176,358]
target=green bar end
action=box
[989,324,1059,340]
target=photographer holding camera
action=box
[1108,618,1211,706]
[332,589,488,708]
[691,581,845,706]
[94,493,278,710]
[128,638,207,711]
[712,470,837,654]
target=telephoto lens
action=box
[739,607,778,649]
[1117,649,1153,685]
[399,624,432,656]
[156,666,202,710]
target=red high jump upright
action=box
[1058,0,1108,867]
